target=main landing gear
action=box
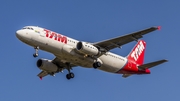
[33,46,39,58]
[93,61,101,69]
[66,63,75,80]
[66,72,74,80]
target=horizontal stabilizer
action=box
[122,74,132,78]
[138,59,168,69]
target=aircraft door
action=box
[39,30,45,37]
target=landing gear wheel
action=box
[66,74,71,80]
[66,72,75,80]
[70,72,74,78]
[33,53,38,57]
[93,62,101,69]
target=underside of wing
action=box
[93,26,160,51]
[37,57,77,79]
[37,71,48,79]
[52,57,77,68]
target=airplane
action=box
[16,26,167,80]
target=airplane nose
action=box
[16,30,24,39]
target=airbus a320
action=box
[16,26,167,80]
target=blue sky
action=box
[0,0,179,101]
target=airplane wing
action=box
[37,57,77,79]
[93,26,160,51]
[52,57,77,68]
[37,71,48,79]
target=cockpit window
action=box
[22,26,40,33]
[22,27,34,30]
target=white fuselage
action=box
[16,26,127,74]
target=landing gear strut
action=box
[49,72,55,77]
[93,62,101,69]
[66,63,75,80]
[33,46,39,58]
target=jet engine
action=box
[76,41,101,56]
[36,59,58,72]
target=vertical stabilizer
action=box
[127,40,146,65]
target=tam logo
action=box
[44,29,67,44]
[131,41,145,61]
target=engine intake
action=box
[76,41,100,56]
[36,59,58,72]
[37,59,43,67]
[76,41,83,50]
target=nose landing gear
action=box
[33,46,39,58]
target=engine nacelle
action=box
[76,41,100,56]
[36,59,58,72]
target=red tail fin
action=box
[127,40,146,65]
